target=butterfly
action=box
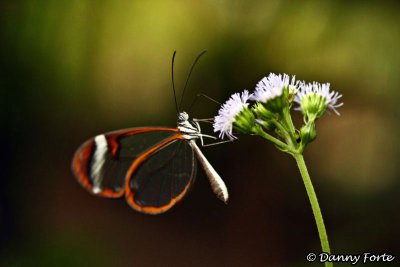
[71,51,228,214]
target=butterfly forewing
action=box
[71,127,179,198]
[125,139,197,214]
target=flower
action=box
[294,82,343,118]
[250,73,301,103]
[213,90,251,140]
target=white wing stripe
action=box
[91,134,108,193]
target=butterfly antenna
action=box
[171,50,179,114]
[178,50,207,111]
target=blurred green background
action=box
[1,0,399,266]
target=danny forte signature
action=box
[306,252,395,265]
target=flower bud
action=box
[299,122,317,146]
[249,73,300,115]
[214,90,252,140]
[232,106,256,134]
[294,82,343,121]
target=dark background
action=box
[1,1,399,266]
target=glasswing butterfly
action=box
[71,51,228,214]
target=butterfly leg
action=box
[201,139,235,147]
[192,119,232,146]
[192,118,213,123]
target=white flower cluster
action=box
[213,73,343,139]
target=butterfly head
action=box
[178,111,189,123]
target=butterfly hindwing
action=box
[125,138,197,214]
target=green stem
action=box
[283,108,296,135]
[281,108,298,147]
[254,126,292,152]
[271,119,293,146]
[293,153,332,267]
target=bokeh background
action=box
[1,1,399,266]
